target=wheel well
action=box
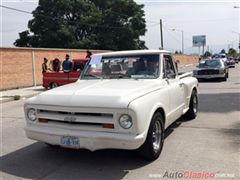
[155,108,166,127]
[192,87,197,93]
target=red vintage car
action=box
[43,59,89,89]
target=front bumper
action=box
[25,125,145,151]
[194,73,225,79]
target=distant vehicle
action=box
[212,53,227,63]
[226,57,236,68]
[193,59,229,81]
[43,59,89,89]
[234,57,239,64]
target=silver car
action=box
[193,59,229,81]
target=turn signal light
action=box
[102,123,114,129]
[39,118,49,123]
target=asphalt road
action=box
[0,65,239,180]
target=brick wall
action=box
[0,47,109,90]
[173,54,199,65]
[0,47,199,90]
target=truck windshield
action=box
[81,54,160,79]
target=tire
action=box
[50,82,58,89]
[184,90,198,119]
[226,73,229,78]
[137,112,164,161]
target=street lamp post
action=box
[232,31,240,53]
[172,29,184,54]
[233,6,240,52]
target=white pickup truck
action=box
[24,50,198,160]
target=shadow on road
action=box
[198,92,240,113]
[0,142,151,179]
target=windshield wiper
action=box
[82,74,101,79]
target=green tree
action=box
[14,0,147,50]
[220,49,226,54]
[175,50,179,54]
[203,51,212,58]
[228,48,237,57]
[14,31,31,47]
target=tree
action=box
[14,0,147,50]
[203,51,212,58]
[175,50,179,54]
[14,31,31,47]
[220,49,226,54]
[228,48,237,57]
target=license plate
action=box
[60,136,80,148]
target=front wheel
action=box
[184,90,198,119]
[137,112,164,161]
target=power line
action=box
[0,5,32,14]
[0,5,131,29]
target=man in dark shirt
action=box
[85,50,92,58]
[42,58,48,73]
[62,54,73,72]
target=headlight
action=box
[27,108,37,121]
[119,114,132,129]
[219,69,225,74]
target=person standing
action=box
[62,54,73,72]
[85,50,92,58]
[42,58,48,73]
[52,58,61,72]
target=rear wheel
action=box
[50,82,58,89]
[184,90,198,119]
[137,112,164,161]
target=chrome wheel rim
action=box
[193,94,198,114]
[152,120,162,152]
[52,83,58,88]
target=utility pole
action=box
[172,28,184,54]
[160,19,163,49]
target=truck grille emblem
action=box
[64,116,77,122]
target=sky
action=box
[0,0,240,54]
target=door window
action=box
[163,55,176,79]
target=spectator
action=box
[42,58,48,73]
[52,58,61,72]
[86,50,92,58]
[62,54,73,73]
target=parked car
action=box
[43,59,89,89]
[226,57,236,68]
[193,59,229,81]
[24,50,198,160]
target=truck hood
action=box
[28,79,164,108]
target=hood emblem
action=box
[64,116,77,122]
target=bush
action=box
[13,95,21,100]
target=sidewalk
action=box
[0,86,45,103]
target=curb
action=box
[0,93,40,104]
